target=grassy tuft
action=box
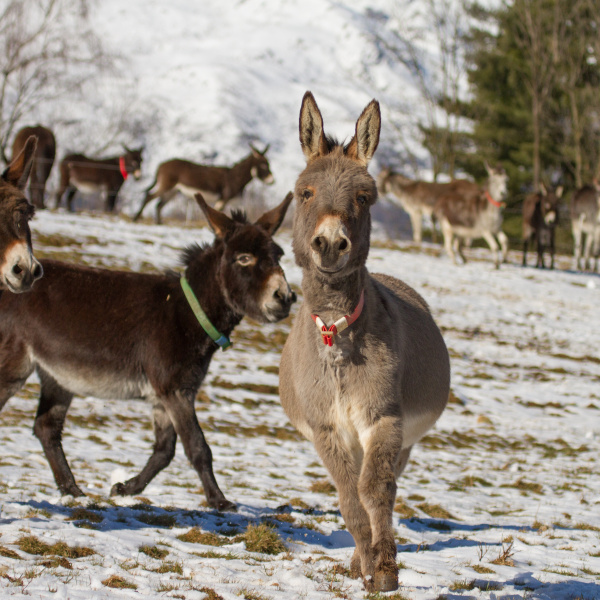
[139,544,169,559]
[242,523,286,555]
[177,528,228,546]
[309,479,336,495]
[415,503,455,520]
[16,535,94,558]
[102,575,137,589]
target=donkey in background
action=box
[0,136,44,293]
[433,163,509,267]
[0,192,295,509]
[571,181,600,272]
[133,145,274,224]
[279,92,450,592]
[522,184,562,269]
[11,125,56,210]
[55,146,143,212]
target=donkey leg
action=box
[441,220,457,264]
[497,231,509,264]
[312,431,375,584]
[65,187,77,213]
[161,391,235,511]
[482,231,501,268]
[408,210,422,245]
[358,417,404,592]
[33,368,82,497]
[133,185,159,222]
[0,340,33,413]
[111,402,177,496]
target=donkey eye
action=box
[357,194,368,206]
[302,189,313,201]
[235,253,256,267]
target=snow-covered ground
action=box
[0,209,597,600]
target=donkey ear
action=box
[195,193,236,239]
[2,135,37,191]
[346,100,381,166]
[255,192,293,235]
[299,91,329,163]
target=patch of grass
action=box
[139,545,169,559]
[177,528,228,546]
[211,377,279,395]
[40,556,72,569]
[472,565,495,574]
[288,497,310,509]
[394,498,416,519]
[67,508,104,524]
[16,535,94,558]
[135,512,176,528]
[309,480,336,495]
[153,561,183,574]
[198,588,225,600]
[415,503,455,520]
[236,589,272,600]
[504,478,543,495]
[242,523,286,555]
[102,575,137,589]
[574,522,600,532]
[0,545,21,559]
[450,579,475,591]
[491,538,515,566]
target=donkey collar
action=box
[311,289,365,347]
[119,156,128,180]
[180,276,232,351]
[485,190,503,207]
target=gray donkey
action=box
[279,92,450,592]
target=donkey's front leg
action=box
[161,391,236,511]
[358,416,404,592]
[111,402,177,496]
[313,429,375,585]
[33,369,82,497]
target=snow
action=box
[2,0,599,598]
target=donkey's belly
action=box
[70,177,104,194]
[175,183,220,204]
[35,355,152,400]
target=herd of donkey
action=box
[0,92,596,592]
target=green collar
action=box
[180,276,232,351]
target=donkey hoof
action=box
[110,482,130,497]
[373,571,399,592]
[210,497,237,512]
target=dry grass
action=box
[177,528,228,546]
[139,544,169,559]
[242,523,286,555]
[16,535,95,559]
[102,575,137,589]
[415,503,455,520]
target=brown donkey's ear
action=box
[346,99,381,166]
[299,91,329,163]
[255,191,293,235]
[2,135,37,191]
[195,193,236,239]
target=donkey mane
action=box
[179,243,211,268]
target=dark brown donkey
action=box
[0,136,44,293]
[55,146,143,212]
[11,125,56,209]
[0,192,295,509]
[279,93,450,592]
[132,145,274,224]
[522,184,562,269]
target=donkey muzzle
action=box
[310,215,351,273]
[2,241,43,293]
[262,272,296,322]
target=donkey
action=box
[55,146,143,212]
[571,181,600,272]
[11,125,56,210]
[132,145,274,224]
[0,136,44,293]
[0,192,295,509]
[433,163,509,267]
[279,93,450,592]
[522,184,562,269]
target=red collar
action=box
[119,156,129,180]
[485,190,503,207]
[311,290,365,347]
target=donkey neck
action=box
[301,265,368,320]
[225,155,258,195]
[183,246,242,337]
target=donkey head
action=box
[0,136,43,293]
[484,161,508,203]
[195,192,295,323]
[122,145,144,180]
[249,144,274,185]
[539,183,562,226]
[292,91,380,279]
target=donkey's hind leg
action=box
[111,401,176,496]
[358,417,405,592]
[33,368,81,497]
